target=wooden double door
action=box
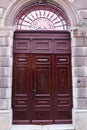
[12,31,72,124]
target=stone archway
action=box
[12,2,73,124]
[0,0,80,130]
[2,0,78,27]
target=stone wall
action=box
[0,27,14,130]
[71,27,87,130]
[0,0,87,130]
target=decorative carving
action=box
[68,0,75,2]
[17,69,26,93]
[31,18,54,30]
[58,69,68,94]
[14,4,70,30]
[38,0,46,4]
[38,73,47,88]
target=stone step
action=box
[10,124,75,130]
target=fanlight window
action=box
[14,4,70,30]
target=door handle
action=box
[32,89,36,97]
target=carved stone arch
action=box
[2,0,79,27]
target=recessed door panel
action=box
[32,39,52,53]
[54,40,71,54]
[12,54,32,124]
[32,54,53,124]
[54,54,72,124]
[14,40,31,53]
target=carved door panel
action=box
[54,54,72,123]
[31,54,53,124]
[12,54,32,124]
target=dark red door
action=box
[32,54,53,124]
[12,31,72,124]
[54,54,72,124]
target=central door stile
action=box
[51,54,55,124]
[28,53,32,124]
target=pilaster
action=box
[0,26,14,130]
[71,27,87,130]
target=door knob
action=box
[32,89,36,97]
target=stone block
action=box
[0,67,12,77]
[0,27,14,38]
[85,57,87,66]
[73,98,78,109]
[71,37,84,47]
[0,19,2,25]
[0,8,5,18]
[72,67,85,77]
[0,37,7,46]
[0,88,11,98]
[84,47,87,56]
[11,125,42,130]
[77,99,87,108]
[0,110,12,130]
[72,77,86,87]
[73,88,78,98]
[73,88,87,98]
[0,37,13,47]
[0,99,11,109]
[84,67,87,76]
[73,98,87,109]
[71,27,87,37]
[0,0,11,9]
[72,57,85,67]
[72,47,85,56]
[84,38,87,46]
[78,9,87,19]
[73,109,87,130]
[0,47,12,56]
[7,37,13,47]
[73,0,87,9]
[42,124,74,130]
[10,124,75,130]
[0,57,13,67]
[0,77,12,88]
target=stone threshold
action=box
[10,124,75,130]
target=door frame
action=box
[12,30,72,124]
[0,0,80,129]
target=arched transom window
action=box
[14,3,70,30]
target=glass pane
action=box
[14,5,70,30]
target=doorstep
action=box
[10,124,75,130]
